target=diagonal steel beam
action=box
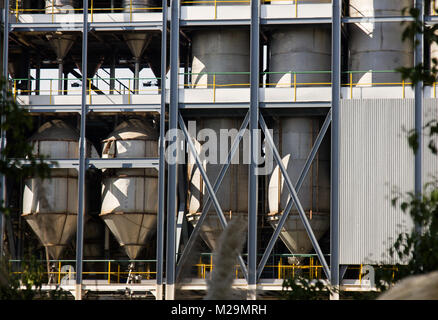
[256,109,332,280]
[175,112,250,281]
[178,112,249,279]
[259,114,331,280]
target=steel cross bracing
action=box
[256,110,332,281]
[175,112,250,282]
[1,0,428,300]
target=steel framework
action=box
[0,0,428,300]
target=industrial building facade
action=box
[0,0,437,300]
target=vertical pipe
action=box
[110,55,115,95]
[156,0,167,301]
[165,0,179,301]
[0,0,10,260]
[36,57,40,96]
[414,0,424,234]
[58,60,63,95]
[134,58,140,94]
[64,71,68,95]
[330,0,341,300]
[248,0,260,301]
[75,0,89,301]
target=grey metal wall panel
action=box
[339,99,415,265]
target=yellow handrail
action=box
[350,72,353,99]
[213,74,216,102]
[293,73,297,102]
[91,0,94,22]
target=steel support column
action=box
[155,0,167,301]
[165,0,180,301]
[0,0,9,260]
[414,0,424,234]
[75,0,89,301]
[248,0,260,300]
[330,0,341,300]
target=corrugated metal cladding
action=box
[338,99,437,265]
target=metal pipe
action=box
[414,0,424,234]
[156,0,167,301]
[0,0,10,260]
[36,57,40,96]
[58,59,63,95]
[110,55,115,95]
[256,110,332,280]
[165,0,179,301]
[75,0,89,301]
[134,57,140,94]
[330,0,341,299]
[248,0,260,300]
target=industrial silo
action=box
[267,4,331,261]
[266,118,331,260]
[187,118,249,251]
[100,119,159,260]
[269,26,331,87]
[349,0,414,84]
[123,0,160,92]
[44,1,77,95]
[187,18,250,251]
[22,120,99,260]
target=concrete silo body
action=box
[100,119,159,260]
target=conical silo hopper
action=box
[122,0,159,92]
[45,1,78,94]
[22,120,99,260]
[100,119,159,260]
[187,118,249,251]
[46,32,76,95]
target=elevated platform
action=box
[15,87,436,113]
[9,3,332,31]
